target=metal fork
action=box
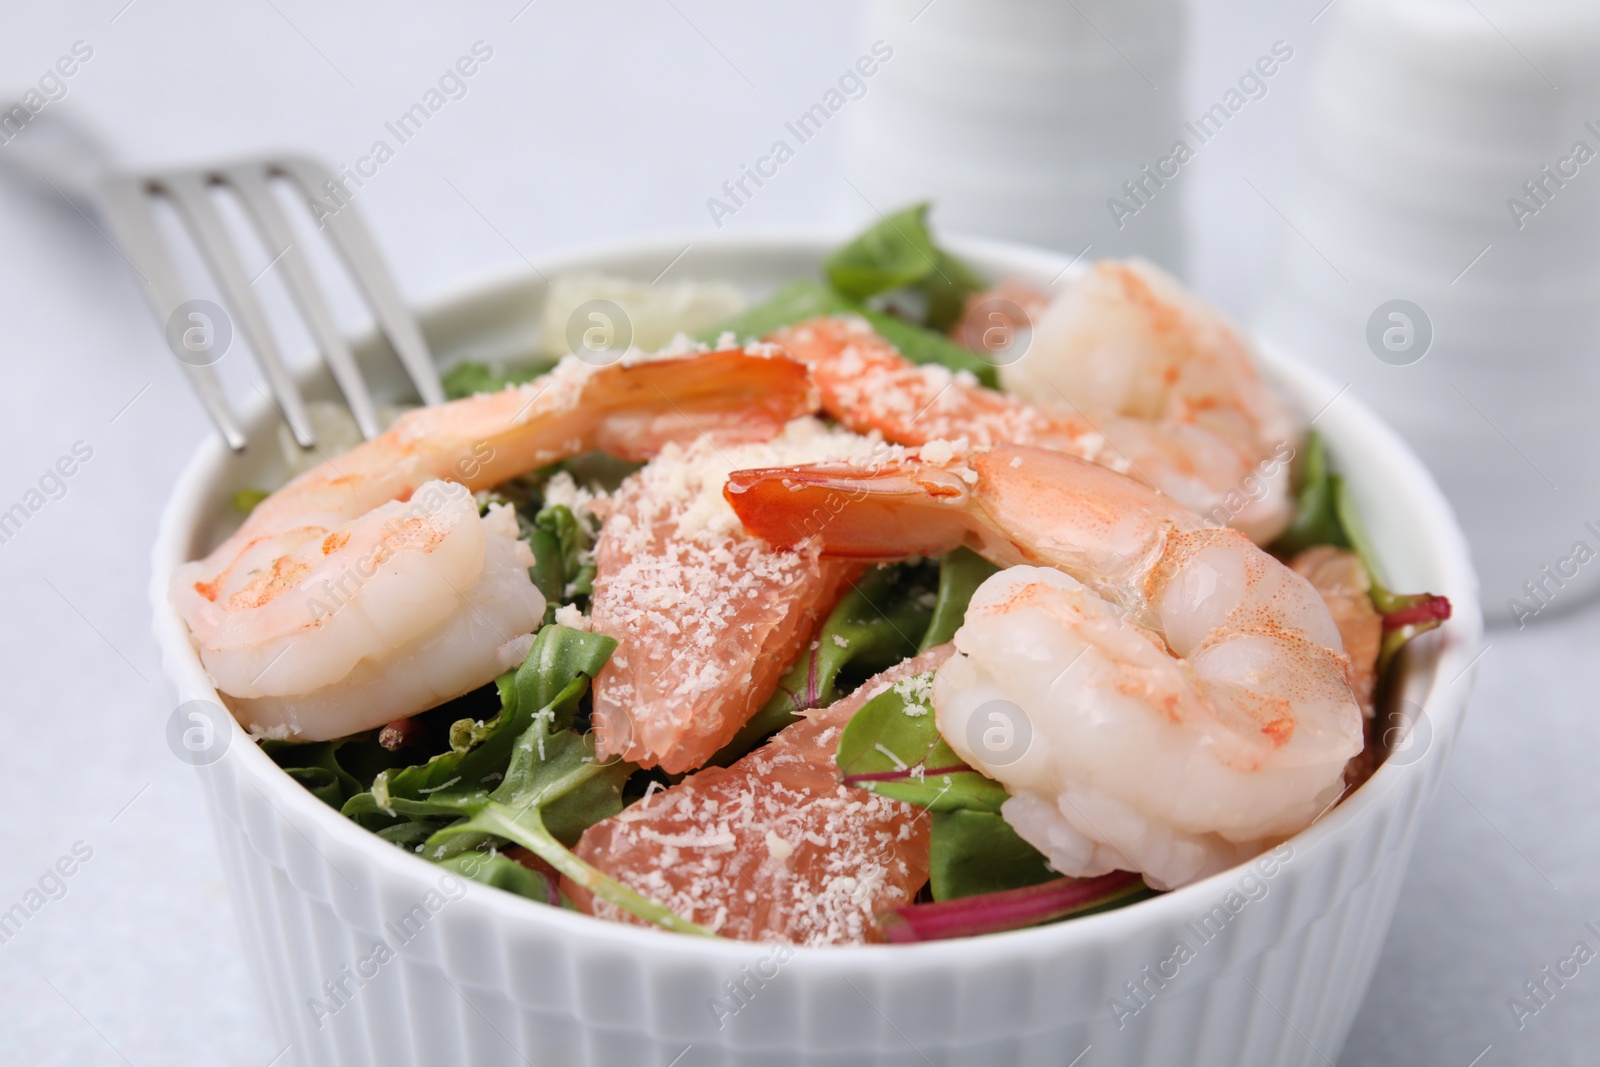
[1,108,444,450]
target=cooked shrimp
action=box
[571,645,950,944]
[172,348,817,741]
[768,312,1296,544]
[588,418,875,773]
[724,444,1362,890]
[1006,259,1300,541]
[768,315,1119,470]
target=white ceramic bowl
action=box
[152,233,1481,1067]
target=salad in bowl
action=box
[167,206,1451,954]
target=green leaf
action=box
[445,672,521,755]
[835,677,1010,814]
[280,766,344,808]
[348,626,614,818]
[825,203,986,332]
[533,735,632,847]
[441,358,553,400]
[551,453,644,495]
[524,526,566,622]
[511,625,616,733]
[927,809,1056,901]
[810,564,937,694]
[825,203,940,300]
[1270,432,1351,556]
[918,249,988,333]
[484,725,618,826]
[522,504,596,625]
[330,629,702,934]
[365,678,582,819]
[437,852,557,904]
[918,547,1000,652]
[374,819,451,851]
[1333,478,1453,677]
[263,731,417,810]
[1332,476,1395,605]
[263,740,360,805]
[422,723,711,936]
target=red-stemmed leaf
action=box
[1380,593,1452,632]
[876,870,1150,942]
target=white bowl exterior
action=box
[153,233,1481,1067]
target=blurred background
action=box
[1,1,1596,1063]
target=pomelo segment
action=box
[569,646,952,944]
[588,420,874,774]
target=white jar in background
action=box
[1254,0,1600,626]
[842,0,1191,274]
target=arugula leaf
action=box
[918,249,988,333]
[928,809,1055,901]
[441,358,554,400]
[437,851,558,905]
[510,624,614,732]
[418,709,710,934]
[280,766,344,808]
[825,203,986,332]
[523,504,596,625]
[1270,432,1351,556]
[534,734,632,846]
[374,819,451,851]
[835,678,1010,814]
[800,564,937,701]
[1333,478,1452,676]
[345,626,616,818]
[825,204,941,301]
[919,547,999,652]
[336,625,704,934]
[262,731,417,810]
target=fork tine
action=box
[275,157,445,407]
[223,164,381,439]
[159,172,317,448]
[97,176,248,450]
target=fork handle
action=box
[0,102,116,206]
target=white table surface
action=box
[1,2,1594,1065]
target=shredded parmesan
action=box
[765,830,794,864]
[553,603,591,631]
